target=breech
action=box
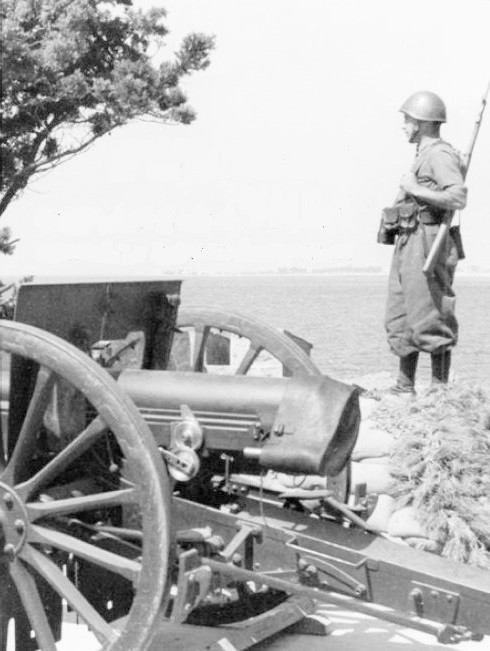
[384,225,459,357]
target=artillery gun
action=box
[1,278,489,651]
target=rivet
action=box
[3,543,15,559]
[305,564,318,576]
[15,519,25,534]
[3,493,14,509]
[297,557,308,571]
[232,553,243,566]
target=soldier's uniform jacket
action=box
[409,139,466,223]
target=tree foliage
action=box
[0,226,17,254]
[0,0,214,220]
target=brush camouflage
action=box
[400,90,447,123]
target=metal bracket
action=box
[408,581,460,624]
[220,523,263,568]
[351,481,368,514]
[286,539,368,598]
[220,453,234,490]
[297,554,367,597]
[170,549,212,624]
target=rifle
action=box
[422,81,490,276]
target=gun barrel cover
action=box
[263,375,360,476]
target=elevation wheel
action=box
[0,320,170,651]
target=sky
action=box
[2,0,490,278]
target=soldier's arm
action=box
[400,175,467,210]
[400,148,467,210]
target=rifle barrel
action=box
[422,82,490,276]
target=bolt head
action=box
[297,557,308,571]
[232,553,243,566]
[15,519,25,534]
[3,543,15,560]
[305,564,318,576]
[3,493,14,509]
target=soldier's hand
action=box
[399,172,418,195]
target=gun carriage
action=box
[1,279,489,650]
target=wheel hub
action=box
[0,480,28,561]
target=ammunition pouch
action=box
[377,201,418,245]
[377,201,464,255]
[397,201,418,230]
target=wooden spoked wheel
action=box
[174,307,351,501]
[175,306,320,376]
[0,320,170,651]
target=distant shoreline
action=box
[2,270,490,285]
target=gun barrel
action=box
[118,369,360,476]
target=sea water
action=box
[180,273,490,389]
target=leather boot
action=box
[431,351,451,385]
[394,351,419,393]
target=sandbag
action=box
[359,396,380,420]
[351,424,394,461]
[403,537,443,554]
[365,494,396,533]
[387,506,429,538]
[350,461,394,495]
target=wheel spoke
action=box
[20,544,118,644]
[26,488,137,522]
[15,416,108,500]
[235,343,261,375]
[95,524,143,541]
[9,557,58,651]
[3,366,56,484]
[29,524,141,583]
[191,326,210,371]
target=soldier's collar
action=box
[416,137,443,155]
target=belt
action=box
[418,209,443,226]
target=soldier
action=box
[383,91,467,394]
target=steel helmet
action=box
[399,91,447,123]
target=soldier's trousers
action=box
[384,225,459,358]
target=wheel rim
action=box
[174,306,320,376]
[0,320,170,651]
